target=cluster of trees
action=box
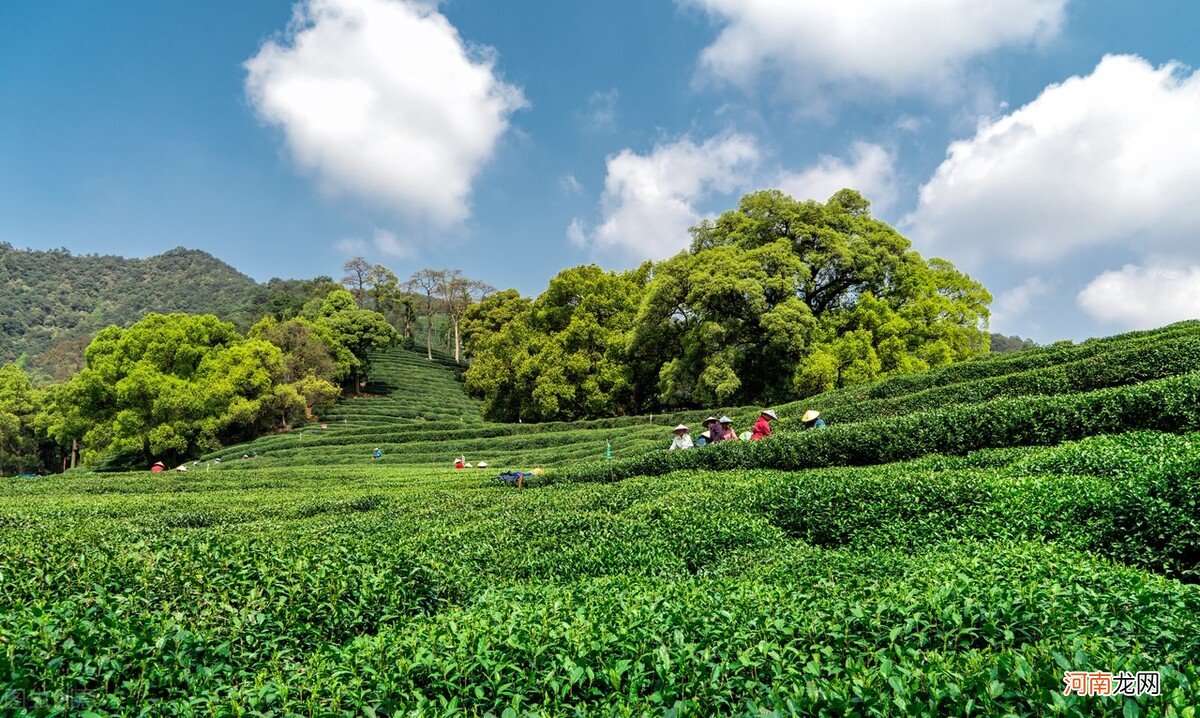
[991,333,1038,353]
[337,261,493,362]
[0,286,401,473]
[463,190,993,422]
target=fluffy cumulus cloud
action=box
[571,132,761,260]
[683,0,1067,97]
[776,142,898,212]
[907,55,1200,265]
[1078,264,1200,330]
[245,0,527,225]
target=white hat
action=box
[702,416,718,426]
[673,424,689,433]
[477,461,488,468]
[762,409,778,420]
[464,462,474,468]
[802,409,820,422]
[719,416,733,424]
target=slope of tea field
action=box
[3,430,1199,714]
[208,321,1200,474]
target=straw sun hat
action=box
[673,424,690,433]
[801,410,820,422]
[702,416,719,426]
[762,409,779,420]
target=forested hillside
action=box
[0,244,265,373]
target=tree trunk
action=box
[426,317,433,360]
[70,437,78,470]
[453,319,461,363]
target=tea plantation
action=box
[3,323,1200,715]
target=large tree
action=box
[314,290,399,393]
[654,189,991,402]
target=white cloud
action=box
[907,55,1200,265]
[571,132,761,260]
[1078,264,1200,330]
[245,0,527,225]
[776,142,898,212]
[684,0,1067,97]
[991,276,1051,330]
[579,89,619,132]
[335,229,416,260]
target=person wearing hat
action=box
[150,461,165,473]
[696,416,718,447]
[801,409,826,430]
[668,424,694,451]
[718,416,740,441]
[751,409,778,440]
[708,415,728,444]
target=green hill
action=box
[0,244,264,375]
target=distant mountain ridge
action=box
[0,243,265,375]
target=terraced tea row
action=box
[5,430,1198,713]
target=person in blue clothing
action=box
[801,410,826,430]
[373,448,383,459]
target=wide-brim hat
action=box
[718,416,733,424]
[153,461,164,467]
[673,424,689,433]
[702,416,718,426]
[762,409,778,420]
[802,409,820,422]
[477,462,488,468]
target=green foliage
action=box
[0,364,41,473]
[991,332,1039,353]
[318,303,400,392]
[249,315,349,386]
[677,190,991,403]
[467,190,992,420]
[2,443,1199,713]
[552,369,1200,485]
[45,314,308,467]
[0,244,265,371]
[464,265,647,421]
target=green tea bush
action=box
[4,442,1200,714]
[554,370,1200,485]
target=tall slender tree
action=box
[405,269,444,360]
[437,270,495,363]
[341,257,371,305]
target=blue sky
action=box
[3,1,1200,343]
